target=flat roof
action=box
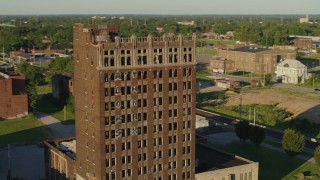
[196,143,250,173]
[231,46,270,53]
[48,138,76,160]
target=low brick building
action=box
[0,71,28,119]
[210,46,296,74]
[44,138,76,180]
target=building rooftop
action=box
[277,59,306,69]
[231,46,270,53]
[48,138,76,160]
[196,143,251,173]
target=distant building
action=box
[299,14,309,23]
[210,46,296,74]
[51,73,73,100]
[177,21,195,26]
[0,71,28,119]
[289,35,320,50]
[275,59,308,84]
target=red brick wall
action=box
[0,76,28,119]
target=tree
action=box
[264,73,272,86]
[249,126,265,146]
[282,129,305,157]
[235,121,250,141]
[314,146,320,170]
[26,82,38,110]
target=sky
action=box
[1,0,320,15]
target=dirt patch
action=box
[225,88,320,123]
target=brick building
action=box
[73,24,196,180]
[52,73,74,101]
[210,46,296,74]
[0,71,28,119]
[44,138,76,180]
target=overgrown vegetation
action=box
[204,103,292,126]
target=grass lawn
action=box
[227,71,264,78]
[209,142,314,180]
[198,47,217,55]
[282,162,320,179]
[37,95,75,125]
[36,83,52,95]
[196,69,212,81]
[0,115,50,147]
[273,88,320,101]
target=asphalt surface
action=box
[196,109,320,150]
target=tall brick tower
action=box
[73,24,196,180]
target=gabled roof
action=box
[277,59,306,68]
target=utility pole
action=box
[239,94,243,119]
[254,108,256,126]
[7,144,11,180]
[313,74,315,89]
[64,105,67,121]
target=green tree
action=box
[282,129,305,157]
[249,126,265,146]
[264,73,272,86]
[26,82,38,110]
[235,121,250,141]
[314,146,320,170]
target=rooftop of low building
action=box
[46,137,76,160]
[195,142,252,173]
[231,46,270,53]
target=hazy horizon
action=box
[1,0,320,15]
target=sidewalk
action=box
[34,111,75,139]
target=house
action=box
[275,59,308,84]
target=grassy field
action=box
[209,142,318,180]
[282,162,320,179]
[196,69,212,81]
[197,47,217,55]
[37,95,75,125]
[227,71,264,78]
[0,115,50,147]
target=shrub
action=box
[282,129,305,157]
[314,146,320,169]
[235,121,250,141]
[249,126,265,146]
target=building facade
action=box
[0,72,28,119]
[73,24,196,180]
[210,46,296,74]
[275,59,308,84]
[44,138,77,180]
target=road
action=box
[196,109,320,150]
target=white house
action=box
[275,59,308,84]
